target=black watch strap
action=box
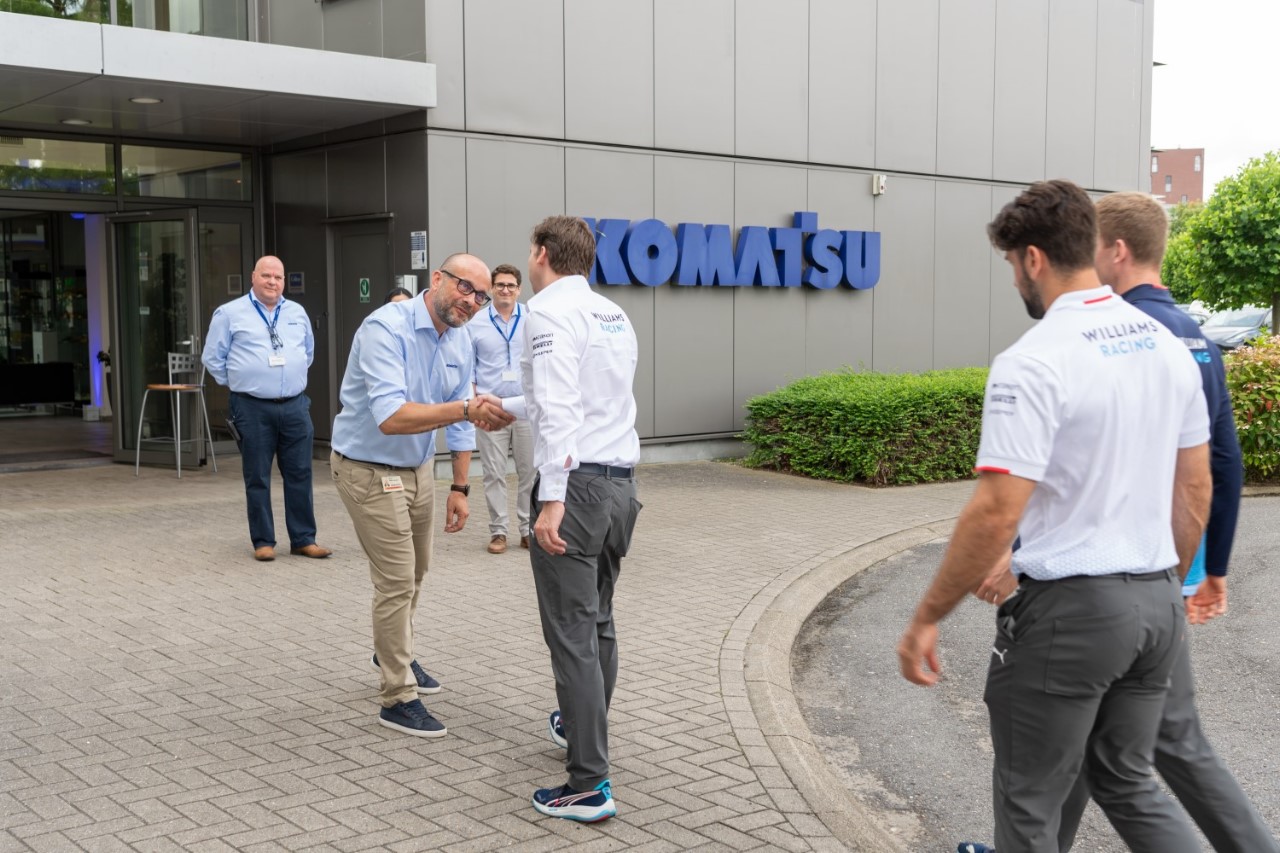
[450,484,470,496]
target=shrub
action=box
[1224,336,1280,482]
[743,367,988,486]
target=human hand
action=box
[443,489,469,533]
[533,501,567,555]
[1187,575,1228,625]
[972,549,1018,606]
[897,618,942,686]
[471,394,515,431]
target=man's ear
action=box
[1024,245,1046,278]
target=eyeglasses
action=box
[439,268,492,306]
[493,282,521,291]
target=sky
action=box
[1151,0,1280,197]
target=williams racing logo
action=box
[1081,320,1160,358]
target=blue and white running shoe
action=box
[532,779,616,822]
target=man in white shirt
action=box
[503,215,641,823]
[468,263,535,554]
[897,180,1213,852]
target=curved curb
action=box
[719,518,959,851]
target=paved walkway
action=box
[0,459,971,852]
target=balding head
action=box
[251,255,286,308]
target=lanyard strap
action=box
[250,294,282,349]
[489,305,521,366]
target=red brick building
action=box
[1151,147,1205,204]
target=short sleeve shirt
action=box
[976,286,1209,580]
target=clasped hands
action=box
[469,393,516,431]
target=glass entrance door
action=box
[109,210,203,466]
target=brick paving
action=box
[0,459,971,851]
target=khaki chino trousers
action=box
[331,451,435,708]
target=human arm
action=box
[500,395,526,420]
[1171,442,1212,581]
[524,309,583,502]
[201,307,231,386]
[443,450,471,533]
[898,472,1034,685]
[972,547,1018,606]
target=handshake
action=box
[467,393,517,432]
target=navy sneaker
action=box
[958,844,995,853]
[532,779,616,822]
[378,698,447,738]
[548,710,568,749]
[371,653,442,694]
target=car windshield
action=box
[1203,308,1268,328]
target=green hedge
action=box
[742,368,988,486]
[1225,335,1280,482]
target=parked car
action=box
[1175,301,1210,326]
[1201,305,1272,350]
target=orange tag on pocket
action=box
[381,475,404,493]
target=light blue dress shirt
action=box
[468,303,525,398]
[202,292,313,399]
[331,296,476,467]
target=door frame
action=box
[324,213,394,428]
[106,208,202,466]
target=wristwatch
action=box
[450,484,470,497]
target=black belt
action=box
[575,462,635,479]
[1021,568,1173,584]
[234,391,301,404]
[333,450,418,472]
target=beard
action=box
[433,291,470,328]
[1015,256,1046,320]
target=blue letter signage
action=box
[581,212,880,290]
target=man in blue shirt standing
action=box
[331,253,514,738]
[469,263,534,554]
[203,255,331,563]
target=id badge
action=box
[269,354,286,367]
[501,369,518,382]
[381,475,404,493]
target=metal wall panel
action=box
[426,133,468,269]
[933,182,993,368]
[1094,0,1145,190]
[653,0,734,155]
[264,0,322,49]
[987,186,1036,357]
[321,0,382,58]
[993,0,1049,183]
[382,0,426,61]
[735,0,807,162]
[731,163,808,430]
[875,0,939,174]
[808,0,876,168]
[326,138,386,218]
[871,176,935,373]
[565,0,654,147]
[1045,0,1097,186]
[464,139,565,277]
[937,0,996,180]
[425,0,466,129]
[805,169,875,375]
[653,156,736,436]
[463,0,565,138]
[385,131,429,281]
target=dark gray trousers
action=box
[1057,631,1279,853]
[530,470,640,791]
[984,570,1200,853]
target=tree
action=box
[1182,152,1280,333]
[1162,201,1204,304]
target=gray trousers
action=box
[1058,631,1280,853]
[984,570,1200,853]
[530,470,641,791]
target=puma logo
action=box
[991,646,1009,664]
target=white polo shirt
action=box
[976,286,1209,581]
[503,275,640,502]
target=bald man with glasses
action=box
[331,254,514,738]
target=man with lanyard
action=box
[898,180,1213,852]
[330,253,513,738]
[203,255,331,563]
[958,193,1274,853]
[496,216,642,822]
[468,263,535,555]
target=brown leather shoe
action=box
[487,535,507,554]
[254,546,275,562]
[519,536,530,550]
[290,544,333,559]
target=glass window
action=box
[1194,155,1202,172]
[1165,175,1173,193]
[115,0,248,40]
[121,146,250,201]
[1151,155,1158,173]
[1181,194,1188,203]
[0,0,106,21]
[0,136,115,194]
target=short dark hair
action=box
[530,216,596,277]
[383,287,413,304]
[1096,192,1169,266]
[987,179,1097,272]
[491,263,522,285]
